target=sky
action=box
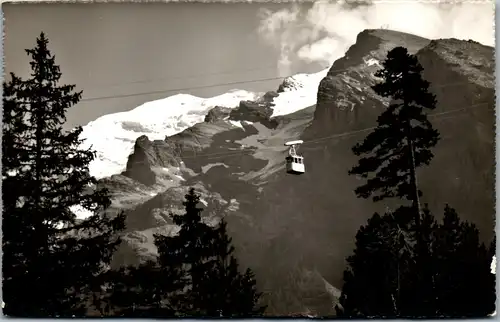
[3,1,494,129]
[257,0,494,76]
[4,3,319,128]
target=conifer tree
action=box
[195,219,266,317]
[429,205,496,317]
[336,205,495,318]
[100,260,178,317]
[153,188,217,315]
[348,46,440,228]
[341,47,494,316]
[346,47,440,313]
[335,206,416,317]
[152,188,265,317]
[2,32,125,317]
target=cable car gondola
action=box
[284,140,305,175]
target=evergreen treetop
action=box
[155,188,265,317]
[2,32,125,317]
[349,46,440,207]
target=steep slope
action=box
[83,29,495,316]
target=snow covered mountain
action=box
[80,70,328,180]
[79,29,495,316]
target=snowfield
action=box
[270,69,328,117]
[80,90,260,179]
[79,68,330,180]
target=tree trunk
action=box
[406,122,421,228]
[406,120,426,314]
[33,86,46,242]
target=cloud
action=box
[257,0,494,76]
[257,4,303,77]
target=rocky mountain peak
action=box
[262,90,279,103]
[122,135,156,186]
[122,135,183,186]
[204,106,232,123]
[228,99,279,129]
[311,29,432,135]
[277,76,305,93]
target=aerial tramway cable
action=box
[178,100,492,161]
[79,65,487,103]
[83,63,279,89]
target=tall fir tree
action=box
[194,219,266,317]
[348,46,440,228]
[154,187,218,316]
[152,188,265,317]
[339,46,494,318]
[346,47,440,315]
[2,32,125,317]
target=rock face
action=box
[229,99,278,128]
[122,135,182,186]
[313,29,431,134]
[204,106,231,123]
[99,29,495,316]
[278,76,305,93]
[122,135,157,186]
[262,90,279,103]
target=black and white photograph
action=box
[2,0,496,317]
